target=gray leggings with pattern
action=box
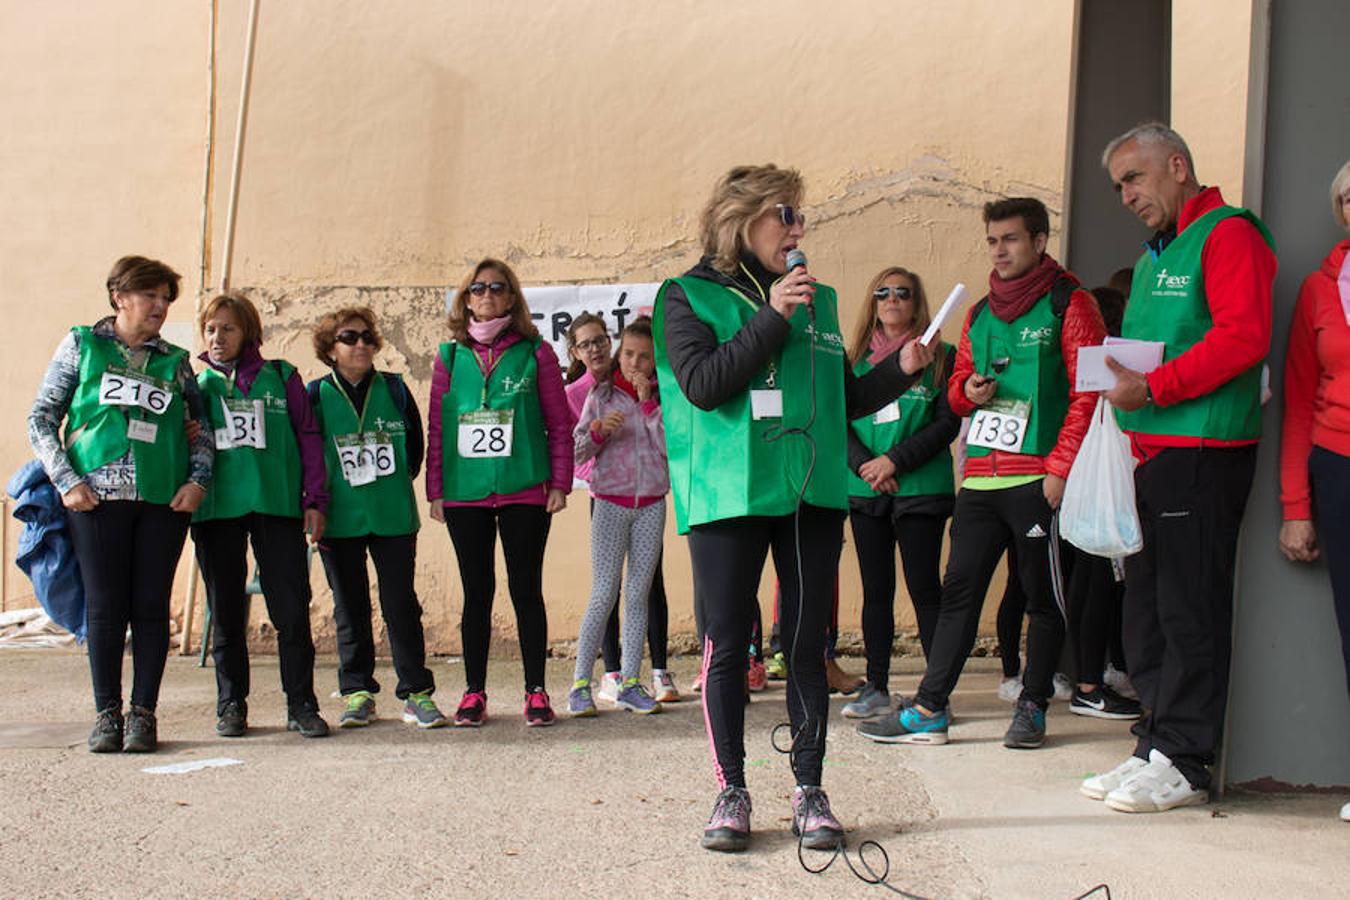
[574,498,667,684]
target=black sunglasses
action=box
[775,204,806,228]
[335,329,377,346]
[469,281,508,297]
[873,286,914,301]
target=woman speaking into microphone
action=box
[654,164,932,852]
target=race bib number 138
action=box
[966,398,1031,454]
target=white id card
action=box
[750,389,783,420]
[966,398,1031,453]
[214,399,266,450]
[126,418,159,443]
[335,433,395,486]
[458,409,514,459]
[872,401,901,424]
[99,367,172,415]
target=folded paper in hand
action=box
[1075,337,1165,392]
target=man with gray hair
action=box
[1085,122,1277,813]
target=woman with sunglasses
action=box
[28,255,214,753]
[427,259,574,727]
[840,268,958,721]
[654,164,932,852]
[308,307,444,729]
[191,293,330,739]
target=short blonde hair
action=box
[698,164,803,274]
[199,293,263,345]
[1331,160,1350,231]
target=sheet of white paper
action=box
[1076,339,1165,391]
[142,757,244,775]
[920,283,967,345]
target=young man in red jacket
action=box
[1084,122,1276,814]
[860,197,1105,749]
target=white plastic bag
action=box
[1060,397,1142,558]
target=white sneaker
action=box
[1105,749,1208,813]
[652,669,680,703]
[997,675,1023,703]
[1103,664,1138,700]
[1053,673,1073,701]
[1081,755,1148,800]
[1340,801,1349,822]
[597,671,622,704]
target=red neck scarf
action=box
[988,254,1066,322]
[611,368,640,401]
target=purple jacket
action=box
[573,380,669,501]
[427,330,575,507]
[199,343,329,514]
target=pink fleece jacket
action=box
[426,330,575,507]
[565,369,597,483]
[573,379,669,503]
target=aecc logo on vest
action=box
[1018,325,1054,347]
[499,375,534,396]
[1152,268,1193,298]
[370,415,406,434]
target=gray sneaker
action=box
[841,684,891,719]
[792,785,846,850]
[88,705,123,754]
[615,678,662,714]
[401,691,448,728]
[122,705,158,753]
[339,690,376,728]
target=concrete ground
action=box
[0,650,1345,899]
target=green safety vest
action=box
[966,291,1071,459]
[63,326,189,504]
[847,343,955,498]
[193,360,302,522]
[654,275,849,534]
[438,339,550,502]
[1117,204,1275,440]
[318,373,420,539]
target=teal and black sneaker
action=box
[857,699,949,745]
[339,690,376,728]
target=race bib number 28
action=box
[967,398,1031,454]
[99,367,171,415]
[458,409,514,459]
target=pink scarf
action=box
[867,328,912,366]
[468,314,512,345]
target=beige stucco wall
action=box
[0,1,1251,660]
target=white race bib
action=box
[750,389,783,420]
[966,398,1031,454]
[335,432,397,486]
[872,401,901,425]
[126,418,159,443]
[99,367,172,415]
[457,410,514,459]
[214,398,266,450]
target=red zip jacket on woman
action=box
[947,286,1106,479]
[1280,239,1350,520]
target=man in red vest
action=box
[1084,122,1277,813]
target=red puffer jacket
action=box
[947,289,1106,479]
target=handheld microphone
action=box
[784,248,814,321]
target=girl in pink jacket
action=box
[567,318,670,716]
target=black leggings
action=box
[850,509,946,688]
[1310,446,1350,695]
[67,501,190,712]
[691,505,843,790]
[193,513,318,712]
[444,504,551,693]
[996,543,1027,678]
[1066,549,1123,685]
[319,532,432,700]
[916,482,1065,711]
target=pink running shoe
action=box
[524,689,556,727]
[747,658,768,692]
[453,690,487,727]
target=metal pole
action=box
[183,0,260,654]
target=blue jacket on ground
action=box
[7,460,85,641]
